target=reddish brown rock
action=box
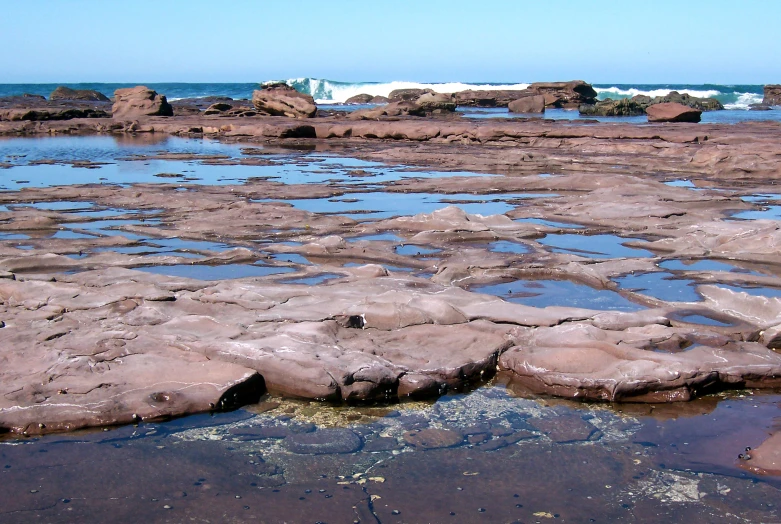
[388,88,433,102]
[49,86,109,102]
[739,432,781,476]
[345,93,374,104]
[508,95,546,114]
[452,89,529,107]
[646,102,702,123]
[112,86,173,119]
[762,84,781,106]
[251,84,317,118]
[527,81,598,108]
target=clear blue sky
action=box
[1,0,778,84]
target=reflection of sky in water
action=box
[256,192,547,220]
[136,263,294,280]
[615,272,702,302]
[539,233,653,259]
[513,217,585,229]
[457,107,781,124]
[474,279,643,311]
[730,205,781,221]
[659,258,768,276]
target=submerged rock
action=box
[286,428,362,454]
[112,86,173,119]
[251,83,317,118]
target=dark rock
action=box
[23,94,46,100]
[647,102,702,123]
[453,90,528,107]
[750,104,773,111]
[389,88,433,102]
[654,91,723,111]
[478,430,537,451]
[49,86,109,102]
[579,98,647,117]
[763,85,781,106]
[369,95,390,104]
[508,95,546,114]
[229,425,290,439]
[286,428,362,454]
[252,84,317,118]
[363,436,403,452]
[112,86,173,119]
[345,94,374,104]
[529,416,600,443]
[403,428,463,449]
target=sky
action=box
[1,0,779,84]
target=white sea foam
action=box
[278,78,531,104]
[595,86,722,99]
[724,91,764,109]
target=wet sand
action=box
[1,113,781,522]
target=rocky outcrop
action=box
[646,102,702,123]
[527,81,598,108]
[49,86,109,102]
[508,95,546,114]
[414,92,456,113]
[112,86,173,119]
[579,98,647,117]
[345,94,374,104]
[251,84,317,118]
[453,90,529,107]
[389,88,434,102]
[763,85,781,106]
[652,91,723,111]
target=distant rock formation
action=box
[50,86,109,102]
[580,91,723,117]
[763,85,781,106]
[112,86,173,119]
[252,83,317,118]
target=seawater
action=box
[0,78,772,109]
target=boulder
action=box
[389,88,433,102]
[527,81,598,108]
[653,91,723,111]
[370,95,390,104]
[251,83,317,118]
[749,104,772,111]
[345,93,374,104]
[579,98,646,117]
[763,85,781,106]
[646,102,702,123]
[112,86,173,119]
[50,86,109,102]
[414,92,456,113]
[508,95,546,114]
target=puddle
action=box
[731,205,781,221]
[271,253,311,265]
[279,273,343,285]
[0,232,29,240]
[615,272,703,303]
[513,217,585,229]
[741,193,781,203]
[670,313,734,327]
[15,201,95,211]
[660,258,769,277]
[347,233,404,243]
[664,179,697,188]
[539,233,653,259]
[473,279,644,311]
[487,240,532,254]
[136,263,295,281]
[714,284,781,300]
[395,244,441,256]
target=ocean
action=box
[0,78,770,109]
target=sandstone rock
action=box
[370,95,390,104]
[527,81,598,108]
[112,86,173,119]
[508,95,546,114]
[388,88,433,102]
[345,93,374,104]
[739,431,781,476]
[414,92,456,113]
[762,85,781,106]
[452,90,529,107]
[49,86,109,102]
[646,102,702,123]
[203,102,233,115]
[653,91,723,111]
[251,84,317,118]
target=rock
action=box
[388,88,433,102]
[762,85,781,106]
[251,84,317,118]
[579,98,646,117]
[414,92,456,113]
[508,95,546,114]
[739,431,781,476]
[363,436,403,452]
[452,90,529,107]
[112,86,173,119]
[286,428,362,454]
[49,86,109,102]
[403,428,463,449]
[652,91,723,111]
[345,94,374,104]
[646,102,702,123]
[370,95,390,104]
[203,102,233,115]
[529,416,600,443]
[527,81,598,108]
[749,104,772,111]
